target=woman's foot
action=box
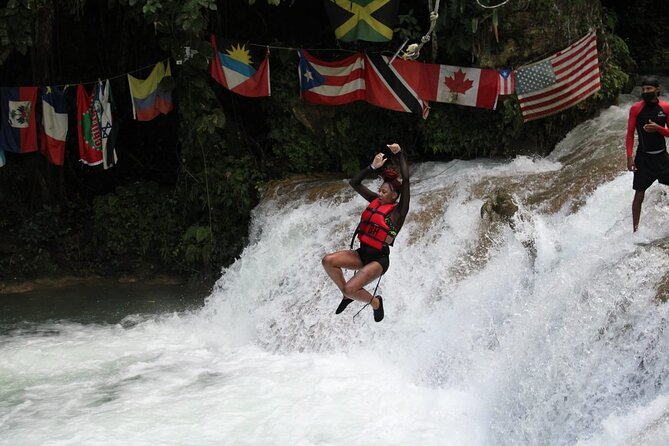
[373,296,384,322]
[335,297,354,314]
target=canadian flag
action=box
[422,64,499,110]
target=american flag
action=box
[498,68,515,95]
[515,31,601,122]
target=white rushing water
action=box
[2,95,669,445]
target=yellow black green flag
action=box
[324,0,400,42]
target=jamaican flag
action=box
[324,0,400,42]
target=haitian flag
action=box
[210,35,270,97]
[0,87,39,153]
[127,61,174,121]
[40,86,68,166]
[298,49,366,106]
[324,0,400,42]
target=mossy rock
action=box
[481,189,518,222]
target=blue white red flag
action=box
[498,68,515,96]
[41,86,69,166]
[298,49,366,106]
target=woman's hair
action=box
[381,168,402,194]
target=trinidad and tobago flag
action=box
[364,53,430,118]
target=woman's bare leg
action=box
[322,250,363,292]
[341,262,383,310]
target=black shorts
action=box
[356,244,390,274]
[633,151,669,192]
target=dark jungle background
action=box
[0,0,666,287]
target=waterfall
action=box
[2,94,669,445]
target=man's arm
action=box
[626,102,641,158]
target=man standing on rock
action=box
[626,76,669,231]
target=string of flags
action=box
[0,61,174,169]
[0,30,601,169]
[207,30,600,119]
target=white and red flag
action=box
[420,64,499,109]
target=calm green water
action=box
[0,282,208,330]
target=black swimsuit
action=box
[356,244,390,274]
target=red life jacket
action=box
[356,198,397,250]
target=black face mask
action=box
[642,91,658,102]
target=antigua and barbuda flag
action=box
[0,87,39,153]
[209,35,270,97]
[40,86,68,166]
[127,61,174,121]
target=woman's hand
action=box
[387,143,401,154]
[371,152,387,169]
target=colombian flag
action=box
[0,87,39,154]
[127,61,174,121]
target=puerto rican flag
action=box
[498,68,515,96]
[298,49,366,106]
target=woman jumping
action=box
[322,143,410,322]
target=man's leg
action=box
[633,190,645,232]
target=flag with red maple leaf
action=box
[420,65,499,109]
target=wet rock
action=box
[481,189,518,223]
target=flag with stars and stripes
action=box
[498,68,515,96]
[298,49,366,106]
[515,31,601,122]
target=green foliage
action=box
[92,182,180,258]
[0,0,36,65]
[16,205,60,247]
[420,102,521,159]
[179,225,212,266]
[394,9,422,42]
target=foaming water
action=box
[3,97,669,445]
